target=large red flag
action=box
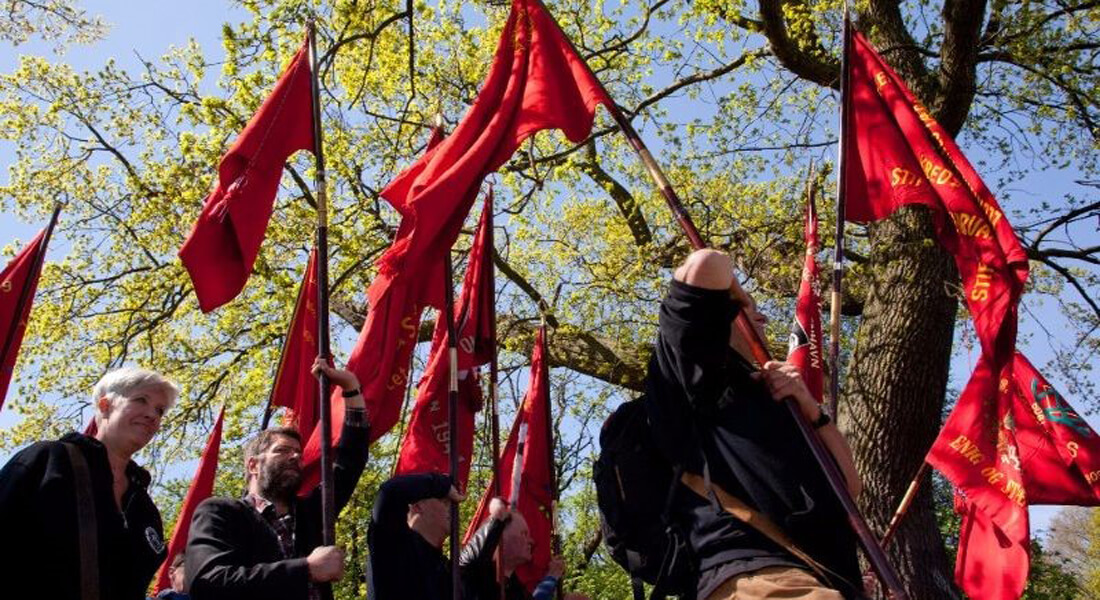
[179,39,314,313]
[395,194,495,487]
[786,192,824,403]
[154,406,225,593]
[297,125,447,492]
[939,353,1100,599]
[843,29,1037,597]
[303,0,610,487]
[267,248,320,439]
[370,0,611,312]
[463,327,553,591]
[1,212,58,410]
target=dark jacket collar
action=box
[60,431,153,488]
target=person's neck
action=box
[250,485,291,516]
[410,520,446,549]
[97,436,133,482]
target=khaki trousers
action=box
[705,566,844,600]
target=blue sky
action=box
[0,0,1096,538]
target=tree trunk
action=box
[841,206,961,598]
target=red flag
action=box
[395,194,496,487]
[154,407,225,593]
[933,353,1100,599]
[786,192,824,403]
[463,327,553,591]
[953,497,1028,600]
[843,29,1043,597]
[83,417,97,437]
[1,213,57,410]
[370,0,611,312]
[297,125,449,492]
[844,30,1028,359]
[268,249,320,439]
[179,39,314,313]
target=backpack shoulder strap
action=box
[680,471,841,587]
[63,442,100,600]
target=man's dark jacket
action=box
[0,432,167,600]
[185,421,369,600]
[367,472,454,600]
[645,280,860,597]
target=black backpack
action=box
[594,398,696,600]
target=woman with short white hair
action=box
[0,366,180,600]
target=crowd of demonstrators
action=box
[0,367,179,600]
[0,248,870,600]
[185,359,369,600]
[366,472,464,599]
[646,248,863,600]
[460,498,589,600]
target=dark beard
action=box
[258,461,301,501]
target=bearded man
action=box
[185,359,370,600]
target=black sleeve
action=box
[185,499,310,600]
[654,279,740,410]
[370,473,452,542]
[332,421,370,515]
[459,516,507,571]
[644,280,740,468]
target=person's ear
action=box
[246,455,261,480]
[96,396,112,418]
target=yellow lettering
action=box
[981,466,1005,485]
[1030,402,1046,426]
[386,367,408,391]
[1068,441,1079,459]
[919,156,962,188]
[950,435,985,465]
[1086,470,1099,484]
[889,167,922,188]
[874,72,888,89]
[0,280,10,293]
[969,263,994,302]
[1002,479,1027,506]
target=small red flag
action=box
[154,407,225,593]
[929,352,1100,599]
[395,194,495,487]
[786,193,824,403]
[370,0,611,312]
[464,327,553,591]
[0,218,56,410]
[268,249,320,440]
[179,39,314,312]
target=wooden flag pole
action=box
[441,249,461,600]
[881,462,931,549]
[307,21,336,549]
[483,190,507,600]
[828,7,853,421]
[539,323,564,600]
[0,202,61,379]
[531,1,907,596]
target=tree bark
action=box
[841,207,961,599]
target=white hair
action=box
[92,367,180,424]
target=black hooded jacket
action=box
[0,432,167,600]
[645,280,861,598]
